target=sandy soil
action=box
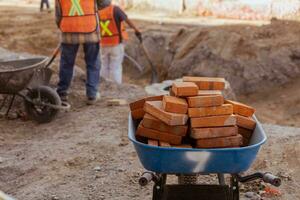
[0,5,299,200]
[240,78,300,127]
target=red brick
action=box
[242,137,250,147]
[142,114,188,136]
[169,87,175,96]
[144,101,188,126]
[159,141,171,147]
[136,135,147,143]
[236,115,256,130]
[191,115,236,128]
[187,95,224,108]
[131,108,145,120]
[136,124,182,145]
[191,126,238,139]
[148,140,159,146]
[196,134,243,148]
[129,95,163,111]
[163,95,188,114]
[172,82,199,97]
[225,100,255,117]
[198,90,223,96]
[238,127,253,139]
[183,76,226,90]
[188,104,233,117]
[173,144,193,148]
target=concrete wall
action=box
[113,0,300,20]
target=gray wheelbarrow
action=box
[0,47,69,123]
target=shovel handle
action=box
[45,45,61,69]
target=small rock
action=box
[94,166,101,172]
[118,168,125,172]
[244,192,261,200]
[95,175,101,179]
[277,172,292,181]
[6,112,18,120]
[107,99,128,106]
[51,195,59,200]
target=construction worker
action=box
[40,0,50,12]
[55,0,104,105]
[98,0,142,84]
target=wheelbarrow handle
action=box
[263,173,281,187]
[139,172,158,186]
[236,172,281,187]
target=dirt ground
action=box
[0,5,300,200]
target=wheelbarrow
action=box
[0,51,69,123]
[128,115,281,200]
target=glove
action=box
[135,31,143,43]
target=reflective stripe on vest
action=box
[59,0,97,33]
[69,0,84,16]
[100,20,113,36]
[98,5,128,46]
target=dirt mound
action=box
[167,19,300,95]
[126,19,300,95]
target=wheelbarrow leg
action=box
[218,174,226,185]
[5,95,16,116]
[230,175,240,200]
[0,95,8,110]
[153,174,166,200]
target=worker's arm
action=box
[55,0,62,27]
[125,18,140,33]
[114,6,143,42]
[125,18,142,42]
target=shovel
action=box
[43,45,61,84]
[137,36,159,84]
[31,45,60,87]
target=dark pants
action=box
[40,0,50,10]
[57,43,101,98]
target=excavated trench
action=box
[123,19,300,96]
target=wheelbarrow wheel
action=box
[24,86,61,123]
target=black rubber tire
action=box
[24,86,61,124]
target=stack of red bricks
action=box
[129,76,257,149]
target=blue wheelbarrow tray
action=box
[128,114,267,174]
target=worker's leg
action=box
[57,43,79,97]
[110,44,125,84]
[100,46,111,81]
[83,43,101,98]
[45,0,50,9]
[40,0,44,11]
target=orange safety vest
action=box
[98,5,129,46]
[59,0,98,33]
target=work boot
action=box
[86,92,101,105]
[59,94,68,102]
